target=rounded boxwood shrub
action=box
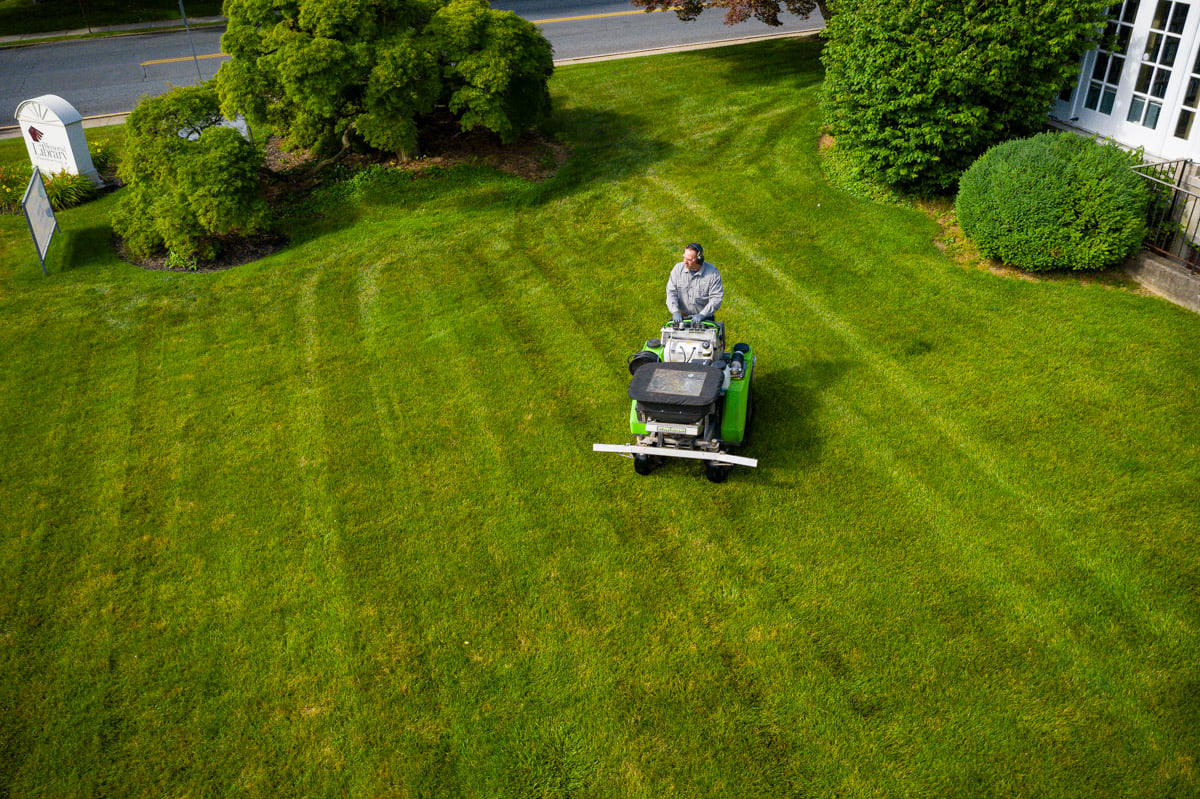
[955,132,1149,271]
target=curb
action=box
[552,29,818,65]
[0,16,226,45]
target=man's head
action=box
[682,243,704,272]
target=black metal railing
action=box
[1132,158,1200,272]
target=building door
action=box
[1159,42,1200,158]
[1057,0,1200,160]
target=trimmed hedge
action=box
[820,0,1110,196]
[955,132,1149,271]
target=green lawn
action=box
[1,39,1198,797]
[0,0,223,37]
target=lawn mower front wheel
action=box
[705,461,732,483]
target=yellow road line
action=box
[140,7,668,64]
[141,52,228,66]
[531,8,665,24]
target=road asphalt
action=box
[0,14,817,138]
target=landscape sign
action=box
[22,167,57,276]
[14,94,101,186]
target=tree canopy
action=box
[820,0,1110,194]
[629,0,827,26]
[217,0,554,159]
[112,82,266,260]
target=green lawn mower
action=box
[593,319,757,482]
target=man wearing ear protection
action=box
[666,242,724,325]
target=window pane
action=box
[1145,32,1162,62]
[1184,76,1199,108]
[1151,67,1172,97]
[1169,3,1189,32]
[1086,82,1102,109]
[1123,0,1141,22]
[1094,51,1110,81]
[1117,24,1133,53]
[1152,0,1171,29]
[1175,109,1195,138]
[1161,35,1179,67]
[1137,63,1155,92]
[1109,55,1126,83]
[1145,100,1162,128]
[1128,95,1146,121]
[1101,87,1117,114]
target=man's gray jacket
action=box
[666,261,724,319]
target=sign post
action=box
[22,167,58,276]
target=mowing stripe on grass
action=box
[631,175,1191,744]
[644,175,1032,508]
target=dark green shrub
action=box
[425,0,554,144]
[43,169,98,210]
[821,0,1110,195]
[112,81,267,261]
[955,133,1149,271]
[218,0,553,160]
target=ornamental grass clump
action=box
[43,169,98,210]
[955,132,1150,271]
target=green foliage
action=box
[0,163,31,215]
[164,249,199,270]
[42,169,98,210]
[112,81,267,261]
[426,0,555,144]
[955,132,1150,271]
[821,0,1111,195]
[819,139,906,205]
[88,137,120,176]
[217,0,553,159]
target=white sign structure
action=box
[22,167,58,276]
[14,94,101,186]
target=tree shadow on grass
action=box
[55,223,117,272]
[690,35,826,92]
[749,359,850,479]
[279,106,674,245]
[528,107,676,204]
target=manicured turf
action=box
[1,39,1198,797]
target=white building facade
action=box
[1054,0,1200,161]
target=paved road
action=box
[0,2,822,130]
[1,27,227,124]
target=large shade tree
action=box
[217,0,554,160]
[629,0,828,26]
[821,0,1111,194]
